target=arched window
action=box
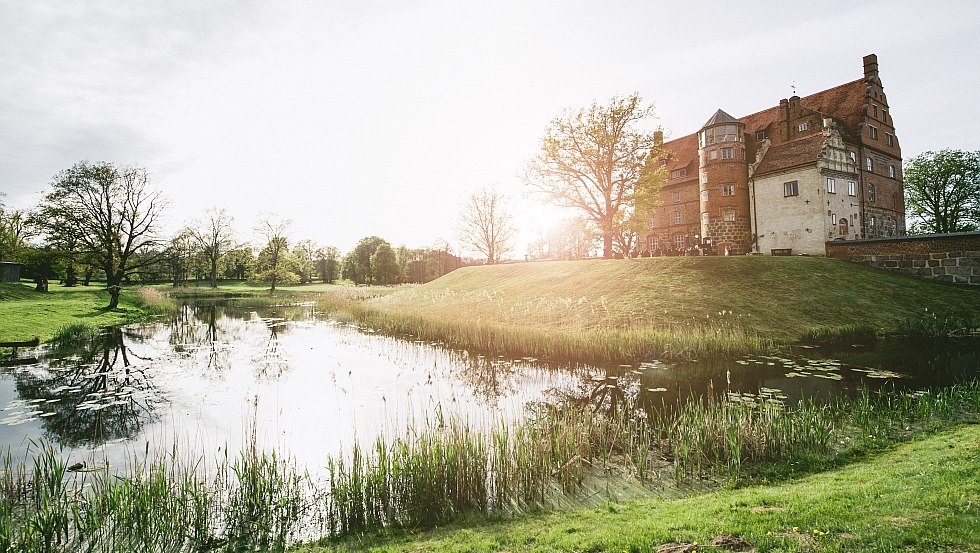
[868,184,876,203]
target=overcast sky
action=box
[2,1,979,255]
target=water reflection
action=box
[8,328,162,447]
[0,300,977,472]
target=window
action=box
[721,147,734,159]
[869,215,876,229]
[709,149,718,160]
[700,172,708,184]
[673,210,682,224]
[831,213,838,225]
[848,181,856,196]
[872,104,878,118]
[701,213,709,226]
[723,209,736,222]
[699,125,742,146]
[869,126,878,140]
[888,165,896,178]
[783,180,799,197]
[849,151,857,163]
[670,168,687,179]
[868,184,876,203]
[700,190,709,203]
[674,235,685,250]
[721,183,735,196]
[866,157,873,171]
[882,108,887,120]
[798,122,808,132]
[756,130,767,141]
[648,237,658,251]
[826,177,836,194]
[671,191,681,203]
[885,133,894,146]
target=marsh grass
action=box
[896,309,978,340]
[0,382,977,549]
[799,324,878,346]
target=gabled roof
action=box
[753,134,826,176]
[701,109,740,129]
[661,134,698,175]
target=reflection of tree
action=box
[551,368,641,416]
[252,310,290,380]
[13,328,163,447]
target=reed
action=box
[0,381,977,549]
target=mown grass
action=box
[2,382,977,551]
[0,283,174,344]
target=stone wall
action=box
[825,232,980,285]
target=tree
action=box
[342,236,389,284]
[0,195,28,262]
[189,207,235,288]
[370,242,400,285]
[34,162,166,308]
[315,246,341,283]
[222,247,254,280]
[292,240,318,284]
[253,216,291,293]
[524,93,665,258]
[904,149,980,234]
[457,185,515,264]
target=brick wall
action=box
[825,232,980,285]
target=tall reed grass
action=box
[0,382,977,549]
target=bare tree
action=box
[189,207,236,288]
[35,162,166,308]
[457,185,514,264]
[254,215,291,293]
[524,93,664,258]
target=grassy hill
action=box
[368,256,980,345]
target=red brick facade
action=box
[645,54,906,255]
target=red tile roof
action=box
[753,134,826,176]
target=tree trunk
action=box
[209,259,218,288]
[107,285,121,309]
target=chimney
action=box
[653,129,664,147]
[863,54,879,79]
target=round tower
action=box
[697,109,751,255]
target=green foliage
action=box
[903,149,980,233]
[525,93,665,258]
[343,236,394,285]
[370,242,400,285]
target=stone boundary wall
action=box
[824,232,980,285]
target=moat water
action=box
[1,300,977,472]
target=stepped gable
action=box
[797,78,866,138]
[753,133,826,176]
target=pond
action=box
[1,300,978,473]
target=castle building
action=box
[646,54,905,256]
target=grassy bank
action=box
[2,382,977,552]
[341,257,980,362]
[306,422,980,553]
[0,283,173,343]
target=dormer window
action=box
[798,122,808,132]
[755,130,767,141]
[670,168,687,179]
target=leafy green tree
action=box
[34,162,166,308]
[370,242,400,285]
[291,240,317,284]
[222,247,254,280]
[189,207,236,288]
[904,149,980,233]
[253,216,291,292]
[315,246,340,283]
[342,236,389,284]
[0,195,29,262]
[525,93,665,258]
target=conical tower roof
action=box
[700,109,740,130]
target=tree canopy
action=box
[525,93,665,258]
[34,162,166,308]
[904,149,980,234]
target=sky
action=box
[2,1,979,256]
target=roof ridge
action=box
[737,77,865,120]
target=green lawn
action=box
[300,423,980,552]
[369,257,980,341]
[0,282,153,342]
